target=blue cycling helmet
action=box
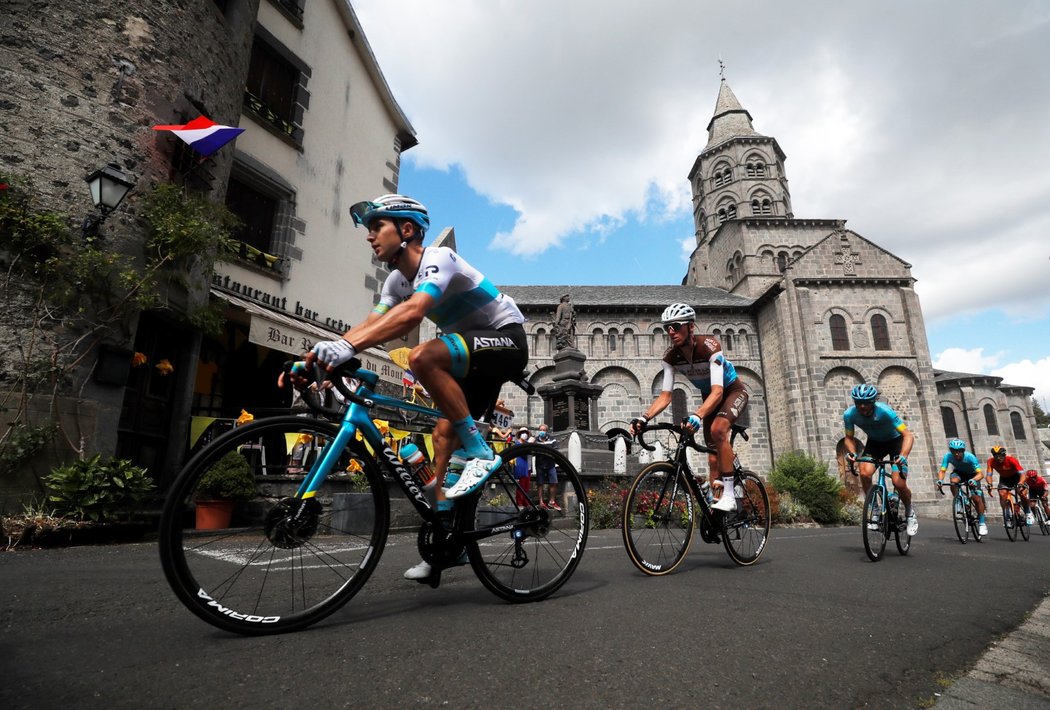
[948,438,966,451]
[349,194,430,237]
[850,384,879,403]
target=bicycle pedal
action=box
[418,571,442,589]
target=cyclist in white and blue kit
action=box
[937,438,988,536]
[843,384,919,536]
[300,194,528,580]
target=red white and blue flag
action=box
[152,116,244,157]
[402,369,416,387]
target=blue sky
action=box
[356,0,1050,405]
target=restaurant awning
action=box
[211,288,407,386]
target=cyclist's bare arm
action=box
[897,428,915,459]
[338,291,434,355]
[633,391,672,433]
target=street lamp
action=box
[82,162,135,240]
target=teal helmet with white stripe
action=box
[349,194,430,237]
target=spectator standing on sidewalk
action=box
[534,423,561,511]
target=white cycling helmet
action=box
[661,302,696,325]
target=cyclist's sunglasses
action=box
[348,201,381,228]
[666,322,691,333]
[993,451,1006,457]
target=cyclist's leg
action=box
[410,338,491,460]
[706,383,748,507]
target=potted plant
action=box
[195,450,257,529]
[331,463,376,535]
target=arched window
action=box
[712,163,732,187]
[777,251,788,273]
[608,328,618,353]
[717,201,737,224]
[751,198,772,216]
[830,314,849,351]
[724,329,734,351]
[746,161,766,178]
[941,407,959,438]
[983,404,1000,436]
[1011,411,1027,440]
[737,328,748,357]
[871,314,890,350]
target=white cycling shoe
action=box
[711,492,737,512]
[444,455,502,499]
[978,522,989,536]
[1026,512,1035,526]
[906,512,919,536]
[403,552,468,580]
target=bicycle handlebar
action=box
[282,359,375,418]
[634,420,748,453]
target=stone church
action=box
[497,78,1040,511]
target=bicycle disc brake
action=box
[264,497,322,549]
[417,521,465,568]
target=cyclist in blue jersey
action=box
[936,438,988,536]
[630,302,749,512]
[294,194,528,580]
[843,384,919,536]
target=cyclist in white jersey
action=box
[293,194,528,580]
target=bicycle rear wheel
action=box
[968,500,983,542]
[722,471,770,566]
[1020,507,1031,541]
[463,443,588,601]
[952,495,969,544]
[622,461,695,575]
[862,486,888,562]
[159,416,390,635]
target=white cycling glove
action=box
[312,339,357,368]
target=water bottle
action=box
[399,443,436,487]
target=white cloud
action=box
[932,347,1003,373]
[355,0,1050,340]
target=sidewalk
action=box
[934,592,1050,708]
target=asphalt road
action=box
[3,520,1049,709]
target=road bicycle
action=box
[936,478,983,544]
[622,421,770,574]
[996,482,1031,542]
[159,359,589,635]
[849,456,911,562]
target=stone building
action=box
[500,79,1040,514]
[0,0,416,508]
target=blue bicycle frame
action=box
[294,367,445,518]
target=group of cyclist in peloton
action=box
[937,440,1049,537]
[288,192,1042,586]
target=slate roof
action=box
[499,285,753,310]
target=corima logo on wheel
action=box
[197,589,280,623]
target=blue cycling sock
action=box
[979,514,986,523]
[453,416,494,459]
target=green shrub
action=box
[44,456,155,522]
[769,450,843,524]
[770,490,812,524]
[197,451,257,500]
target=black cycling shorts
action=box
[439,323,529,419]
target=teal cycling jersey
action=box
[375,246,524,333]
[940,451,982,477]
[843,402,906,442]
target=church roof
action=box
[499,285,753,310]
[933,369,1002,385]
[705,79,762,148]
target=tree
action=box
[1033,398,1050,428]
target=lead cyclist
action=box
[288,194,528,581]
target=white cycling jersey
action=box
[374,246,524,333]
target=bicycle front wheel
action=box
[1020,508,1031,541]
[159,416,390,635]
[622,461,695,575]
[463,442,588,602]
[1004,502,1017,541]
[722,471,770,566]
[1036,506,1050,536]
[952,495,969,544]
[862,486,888,562]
